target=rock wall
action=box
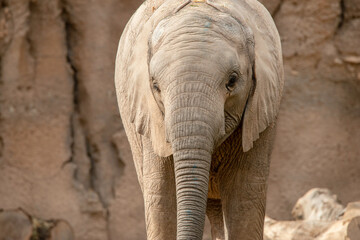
[261,0,360,220]
[0,0,359,239]
[0,0,144,239]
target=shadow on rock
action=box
[0,208,74,240]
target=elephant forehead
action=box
[151,5,247,51]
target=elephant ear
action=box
[207,0,284,151]
[241,1,284,152]
[128,32,171,157]
[116,0,189,157]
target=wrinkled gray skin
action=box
[115,0,283,239]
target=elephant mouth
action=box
[215,131,232,148]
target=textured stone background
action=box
[0,0,359,239]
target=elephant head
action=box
[118,1,283,239]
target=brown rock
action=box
[347,216,360,240]
[0,0,136,239]
[335,19,360,57]
[266,0,360,220]
[344,0,360,20]
[50,220,75,240]
[0,209,32,240]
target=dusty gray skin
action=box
[115,0,284,239]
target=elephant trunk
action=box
[173,138,212,240]
[167,81,221,240]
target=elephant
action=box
[115,0,284,239]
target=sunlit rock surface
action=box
[264,188,360,240]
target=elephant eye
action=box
[226,72,238,91]
[152,78,161,93]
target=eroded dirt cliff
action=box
[262,0,360,220]
[0,0,359,239]
[0,0,144,239]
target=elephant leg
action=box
[220,125,276,240]
[120,116,145,192]
[206,198,225,240]
[142,138,177,240]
